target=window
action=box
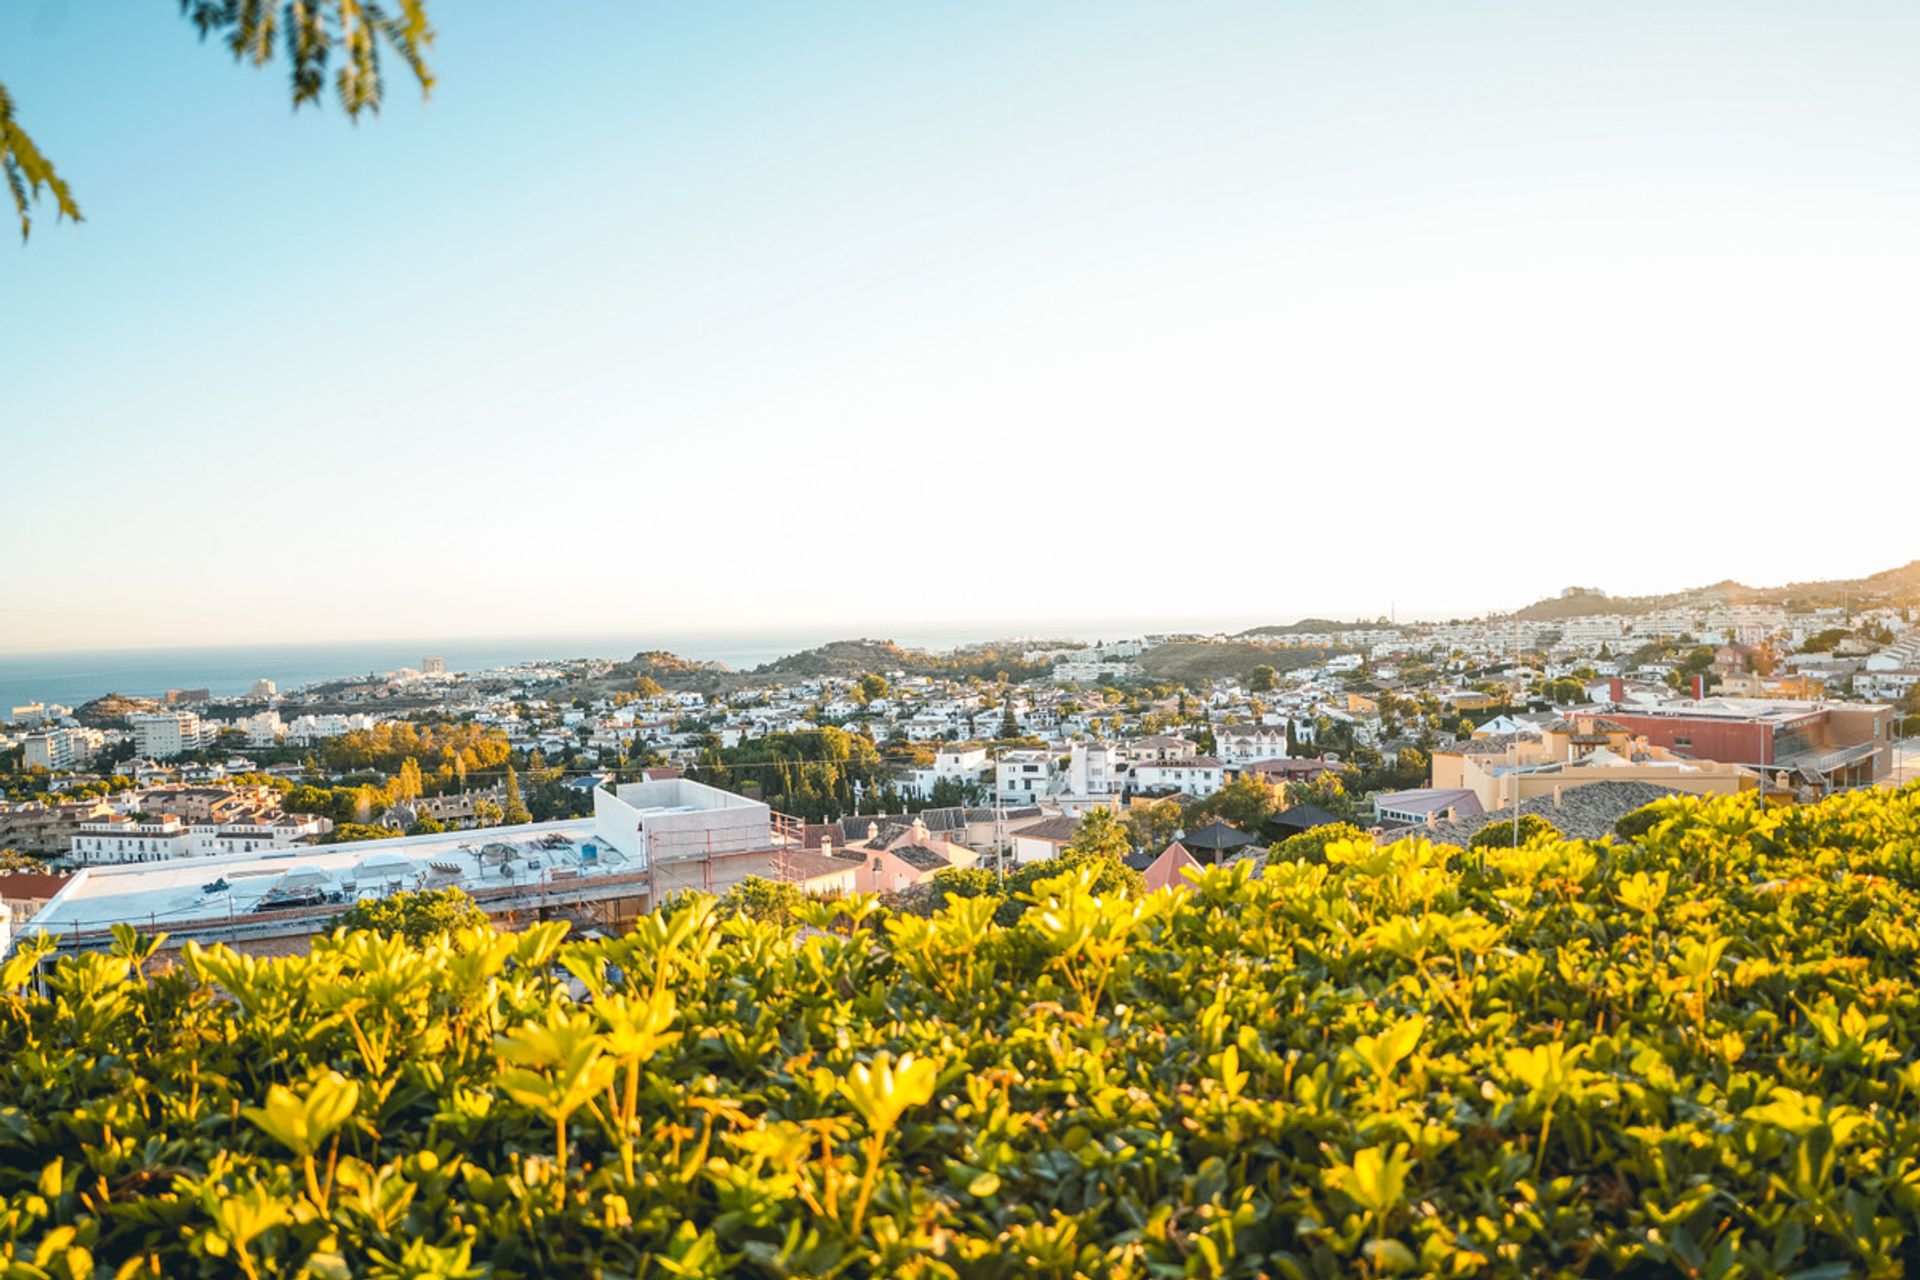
[1674,736,1692,748]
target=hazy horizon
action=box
[7,1,1918,651]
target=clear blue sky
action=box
[5,1,1918,652]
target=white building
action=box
[1130,757,1225,798]
[129,712,206,760]
[996,749,1057,803]
[907,745,991,801]
[1065,741,1130,800]
[241,711,285,747]
[72,815,194,864]
[23,727,105,771]
[251,679,278,699]
[285,713,378,744]
[1217,726,1288,766]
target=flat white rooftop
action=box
[26,819,606,938]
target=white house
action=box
[907,745,991,801]
[1217,726,1288,766]
[1130,757,1225,798]
[996,749,1057,804]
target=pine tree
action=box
[503,765,531,826]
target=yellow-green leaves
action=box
[838,1051,939,1136]
[1326,1143,1411,1215]
[1618,868,1670,917]
[242,1069,360,1159]
[495,1011,617,1152]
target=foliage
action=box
[321,822,404,844]
[1269,819,1374,863]
[1467,813,1562,849]
[4,1,433,241]
[332,887,488,942]
[1181,774,1278,834]
[0,81,80,240]
[1125,798,1184,853]
[691,727,896,820]
[318,722,510,784]
[0,847,48,873]
[7,789,1920,1274]
[715,876,811,926]
[1614,796,1688,843]
[503,765,532,826]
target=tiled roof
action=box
[1420,781,1686,844]
[1013,816,1082,844]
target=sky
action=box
[4,0,1918,653]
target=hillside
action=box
[753,638,941,677]
[1136,639,1348,683]
[71,692,162,726]
[6,787,1920,1274]
[1236,617,1372,637]
[1510,558,1920,620]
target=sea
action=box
[0,617,1263,710]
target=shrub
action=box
[331,886,488,942]
[1468,813,1561,849]
[1270,820,1372,863]
[1614,798,1680,842]
[3,788,1920,1275]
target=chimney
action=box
[820,834,833,858]
[911,817,929,846]
[1691,674,1706,700]
[1608,677,1625,704]
[867,820,880,844]
[1552,785,1563,809]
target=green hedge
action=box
[3,786,1920,1276]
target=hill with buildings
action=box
[1509,559,1920,621]
[1135,639,1347,683]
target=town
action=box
[4,569,1915,957]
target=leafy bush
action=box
[332,887,489,943]
[1270,820,1372,863]
[715,875,811,925]
[3,788,1920,1274]
[1614,798,1683,842]
[1467,813,1562,849]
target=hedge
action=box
[1,785,1919,1276]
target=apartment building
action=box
[129,711,206,760]
[22,727,105,771]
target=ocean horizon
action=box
[0,617,1273,710]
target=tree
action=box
[503,766,531,826]
[998,703,1020,739]
[1126,800,1184,853]
[333,887,486,944]
[634,677,666,699]
[323,823,405,844]
[0,848,48,873]
[856,673,890,704]
[406,815,446,836]
[1064,806,1132,861]
[1248,665,1276,692]
[1184,776,1277,834]
[716,876,811,926]
[473,798,504,827]
[4,1,435,241]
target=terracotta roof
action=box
[0,872,72,899]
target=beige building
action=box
[1431,716,1757,812]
